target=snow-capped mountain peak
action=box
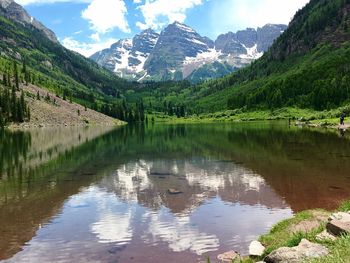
[90,23,287,82]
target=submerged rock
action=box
[249,240,265,257]
[167,188,183,194]
[217,250,240,262]
[265,239,329,263]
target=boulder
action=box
[327,219,350,236]
[316,230,337,242]
[265,239,329,263]
[328,212,350,222]
[249,240,265,257]
[217,250,240,262]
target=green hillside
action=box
[120,0,350,122]
[0,12,136,125]
[188,0,350,113]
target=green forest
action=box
[0,0,350,126]
[0,61,30,127]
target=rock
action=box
[217,250,240,262]
[316,230,337,242]
[167,188,183,195]
[328,212,350,222]
[249,240,265,257]
[327,219,350,236]
[326,212,350,236]
[265,239,329,263]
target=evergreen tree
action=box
[27,105,31,121]
[13,61,19,90]
[22,61,30,86]
[11,86,16,120]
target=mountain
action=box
[0,0,57,42]
[0,0,135,126]
[90,29,159,79]
[90,22,286,82]
[179,0,350,113]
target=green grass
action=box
[339,200,350,212]
[255,198,350,262]
[259,210,327,256]
[308,235,350,263]
[149,106,350,126]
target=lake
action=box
[1,122,350,262]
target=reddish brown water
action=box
[1,123,350,262]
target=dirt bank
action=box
[9,84,124,129]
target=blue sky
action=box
[17,0,310,57]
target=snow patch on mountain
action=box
[174,21,196,33]
[240,44,264,59]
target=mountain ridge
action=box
[90,22,287,82]
[0,0,57,42]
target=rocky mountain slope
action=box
[9,83,122,129]
[0,0,57,42]
[90,22,287,82]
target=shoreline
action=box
[213,199,350,263]
[149,107,350,127]
[7,120,126,130]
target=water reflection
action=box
[1,123,350,262]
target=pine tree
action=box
[11,86,16,120]
[27,106,30,121]
[20,90,25,109]
[22,61,30,86]
[16,101,24,122]
[13,61,19,90]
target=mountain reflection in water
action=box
[1,122,350,262]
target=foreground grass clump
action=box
[259,210,328,257]
[257,199,350,262]
[338,200,350,212]
[308,235,350,263]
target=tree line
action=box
[0,61,31,127]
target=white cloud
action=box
[133,0,142,4]
[136,0,204,30]
[82,0,130,34]
[210,0,310,36]
[16,0,91,5]
[90,32,100,41]
[61,36,117,57]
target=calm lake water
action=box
[1,122,350,262]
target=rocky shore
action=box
[215,206,350,263]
